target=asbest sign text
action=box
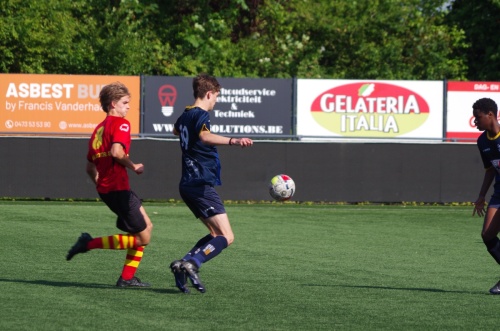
[1,74,141,134]
[5,83,103,112]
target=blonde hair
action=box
[99,82,130,113]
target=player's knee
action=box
[136,236,150,246]
[482,228,491,240]
[482,230,497,243]
[225,233,234,246]
[136,228,152,246]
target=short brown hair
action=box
[99,82,130,113]
[192,73,221,99]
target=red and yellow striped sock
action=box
[87,234,137,250]
[121,246,145,280]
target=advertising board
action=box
[0,74,140,135]
[142,76,293,137]
[446,81,500,141]
[296,79,444,139]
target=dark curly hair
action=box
[473,98,498,116]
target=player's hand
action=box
[472,196,486,217]
[133,163,144,175]
[235,138,253,148]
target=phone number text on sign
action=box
[4,120,51,129]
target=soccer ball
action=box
[268,174,295,201]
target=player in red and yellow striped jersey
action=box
[66,82,153,287]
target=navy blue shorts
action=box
[99,190,147,234]
[489,195,500,209]
[179,185,226,219]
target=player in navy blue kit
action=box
[169,73,253,293]
[472,98,500,294]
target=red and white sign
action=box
[296,79,444,139]
[446,81,500,142]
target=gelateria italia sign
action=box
[296,79,443,139]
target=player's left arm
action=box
[110,143,144,174]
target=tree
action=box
[0,0,468,80]
[281,0,467,79]
[151,0,468,79]
[0,0,165,74]
[445,0,500,81]
[0,0,93,73]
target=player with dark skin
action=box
[472,97,500,294]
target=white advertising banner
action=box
[296,79,444,139]
[446,81,500,142]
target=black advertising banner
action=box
[142,76,293,137]
[142,76,191,135]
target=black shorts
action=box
[489,195,500,209]
[179,184,226,219]
[99,190,147,234]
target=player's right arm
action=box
[86,161,98,185]
[473,166,496,217]
[199,128,253,147]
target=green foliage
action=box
[289,0,468,80]
[0,0,470,79]
[0,0,92,73]
[445,0,500,81]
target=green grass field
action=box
[2,201,500,330]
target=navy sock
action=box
[182,234,214,262]
[189,236,228,268]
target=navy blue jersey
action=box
[174,107,221,187]
[477,131,500,193]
